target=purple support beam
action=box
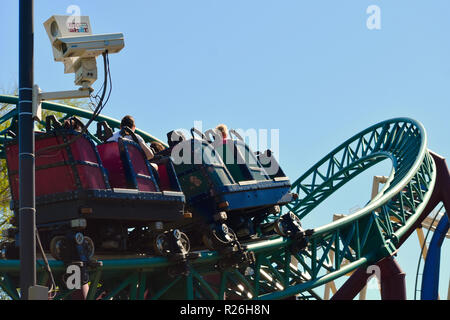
[331,256,406,300]
[378,257,406,300]
[329,264,370,300]
[332,151,450,300]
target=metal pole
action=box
[18,0,36,300]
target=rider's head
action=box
[216,124,228,139]
[121,115,136,132]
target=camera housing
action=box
[44,15,125,88]
[53,33,125,61]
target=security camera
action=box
[53,33,125,60]
[43,15,125,88]
[44,15,93,62]
[32,15,125,119]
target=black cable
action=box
[102,52,113,109]
[88,53,109,111]
[89,52,111,116]
[84,52,110,127]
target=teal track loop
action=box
[0,96,437,300]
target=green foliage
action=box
[0,89,18,235]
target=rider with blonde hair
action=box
[216,124,229,142]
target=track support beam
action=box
[331,256,406,300]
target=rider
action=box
[63,116,84,132]
[108,115,154,160]
[216,124,229,144]
[150,141,166,155]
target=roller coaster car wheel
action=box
[50,235,95,261]
[203,224,238,252]
[218,224,237,243]
[289,212,303,229]
[177,232,190,254]
[83,236,95,260]
[49,236,67,261]
[154,230,190,257]
[274,212,303,237]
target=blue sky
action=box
[1,1,449,300]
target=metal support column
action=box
[331,256,406,300]
[18,0,36,300]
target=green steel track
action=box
[0,95,437,300]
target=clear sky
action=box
[1,0,449,300]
